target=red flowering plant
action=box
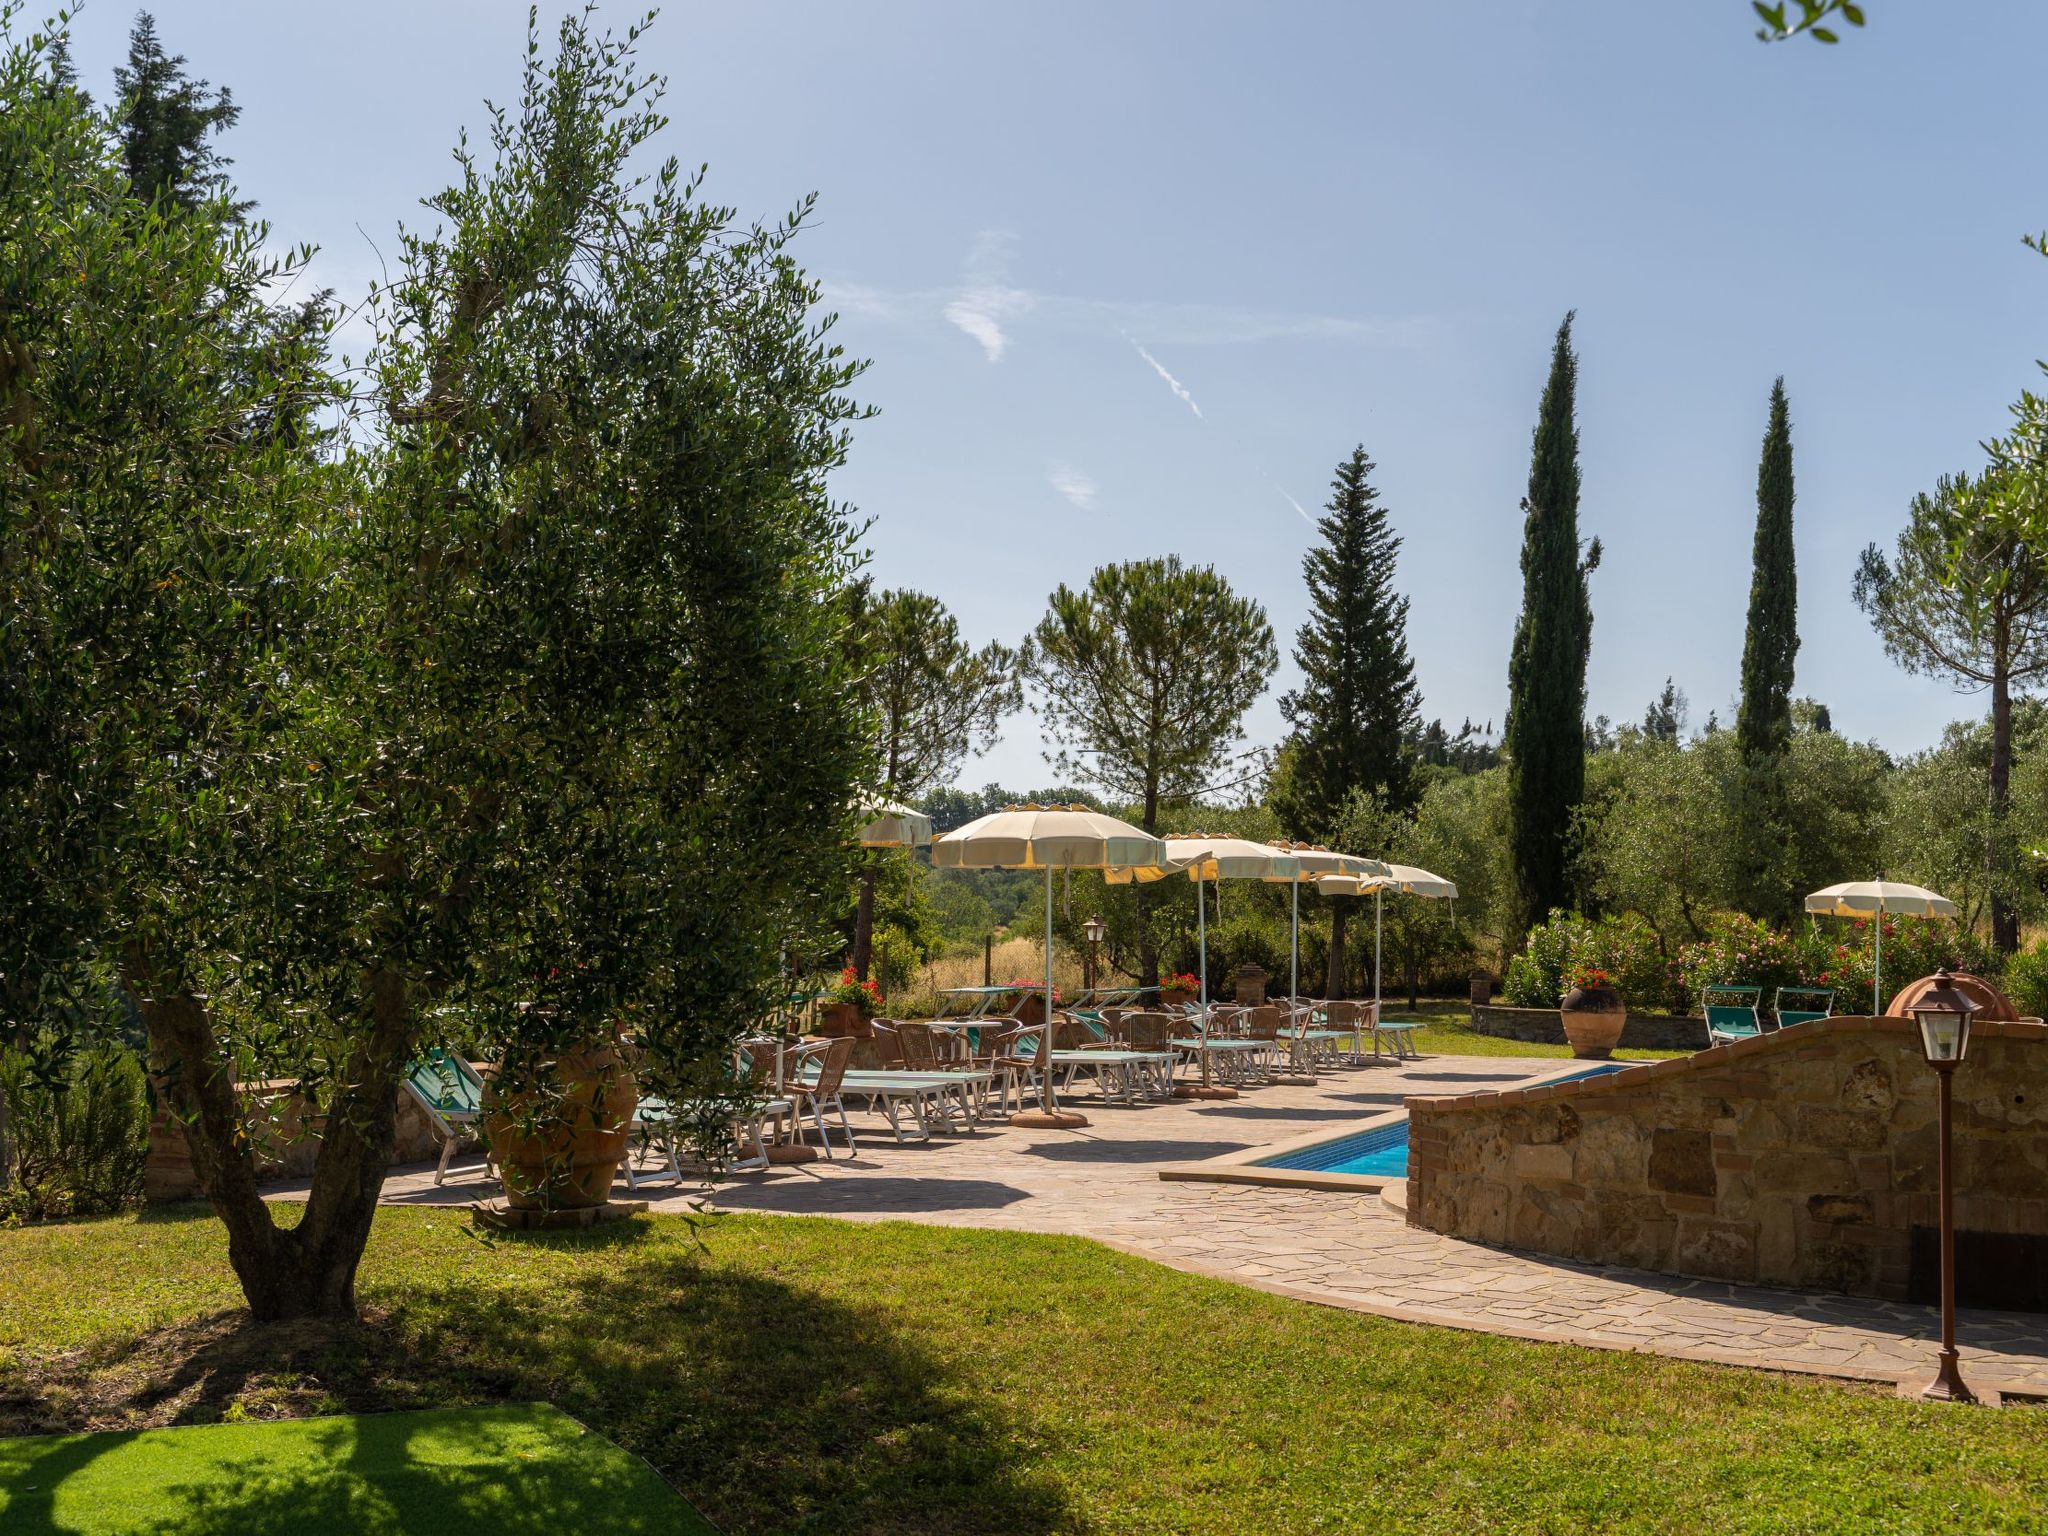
[1566,964,1616,994]
[1162,971,1200,994]
[826,966,883,1017]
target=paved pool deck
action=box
[330,1052,2048,1396]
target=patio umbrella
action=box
[1804,880,1956,1016]
[1320,864,1458,1015]
[1107,835,1303,1099]
[856,799,933,848]
[933,804,1166,1127]
[1262,845,1390,1002]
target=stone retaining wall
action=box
[1408,1017,2048,1300]
[146,1078,453,1201]
[1470,1003,1708,1052]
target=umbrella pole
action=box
[1291,880,1300,1003]
[1874,900,1883,1017]
[1043,865,1057,1112]
[1198,875,1207,1007]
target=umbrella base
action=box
[764,1144,820,1165]
[1173,1084,1239,1100]
[1009,1108,1090,1129]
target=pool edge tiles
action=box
[1157,1060,1640,1194]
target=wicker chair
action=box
[983,1024,1041,1115]
[787,1036,857,1158]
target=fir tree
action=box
[1504,313,1600,938]
[1737,379,1799,757]
[113,12,248,217]
[1642,678,1686,744]
[1276,446,1420,996]
[1277,446,1421,838]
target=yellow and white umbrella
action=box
[856,799,933,849]
[1262,844,1390,1001]
[1804,880,1956,1015]
[1321,864,1458,1013]
[1107,834,1302,1007]
[933,804,1166,1126]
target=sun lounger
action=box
[403,1049,493,1186]
[1773,986,1833,1029]
[1703,985,1764,1045]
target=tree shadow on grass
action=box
[394,1246,1076,1534]
[7,1234,1075,1535]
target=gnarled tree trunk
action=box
[135,952,408,1322]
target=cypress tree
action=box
[1736,379,1798,758]
[1504,313,1599,938]
[1276,446,1420,997]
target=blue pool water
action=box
[1255,1063,1635,1179]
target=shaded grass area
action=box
[4,1207,2045,1534]
[0,1403,711,1535]
[1389,1001,1689,1061]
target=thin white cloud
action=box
[1277,486,1315,525]
[1131,339,1203,418]
[942,228,1034,362]
[1049,463,1098,511]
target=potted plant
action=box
[482,1029,638,1211]
[1010,978,1059,1029]
[819,966,882,1036]
[1559,964,1625,1059]
[1159,971,1199,1006]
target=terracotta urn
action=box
[818,1001,867,1037]
[1559,982,1625,1060]
[482,1038,637,1211]
[1012,991,1051,1029]
[1159,988,1193,1007]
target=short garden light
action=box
[1911,967,1982,1404]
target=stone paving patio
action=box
[342,1052,2048,1394]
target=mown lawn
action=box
[1390,1001,1689,1061]
[3,1206,2043,1534]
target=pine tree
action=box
[1737,379,1799,758]
[1642,678,1686,744]
[113,13,247,217]
[1504,313,1600,938]
[1278,446,1421,836]
[1276,446,1420,996]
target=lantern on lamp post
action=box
[1911,968,1982,1404]
[1083,913,1106,994]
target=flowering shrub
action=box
[1794,916,1998,1012]
[1677,914,1802,1008]
[1162,972,1199,994]
[825,966,883,1017]
[1502,911,1683,1011]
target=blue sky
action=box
[56,1,2048,790]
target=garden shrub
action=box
[868,923,924,1002]
[1796,916,2001,1013]
[1677,914,1803,1010]
[2003,940,2048,1019]
[1502,910,1580,1008]
[0,1041,149,1221]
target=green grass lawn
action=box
[3,1208,2045,1534]
[1388,1000,1690,1061]
[0,1403,713,1535]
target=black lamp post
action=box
[1083,914,1105,994]
[1910,968,1982,1404]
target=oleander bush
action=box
[0,1040,149,1222]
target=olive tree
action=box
[2,10,872,1320]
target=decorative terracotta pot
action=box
[818,1002,868,1037]
[482,1039,637,1210]
[1159,988,1193,1007]
[1012,992,1050,1029]
[1559,984,1625,1060]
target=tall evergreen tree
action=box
[1504,313,1600,937]
[1737,379,1799,757]
[112,12,247,216]
[1276,447,1420,993]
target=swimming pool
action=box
[1243,1062,1636,1180]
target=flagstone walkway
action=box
[350,1052,2048,1395]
